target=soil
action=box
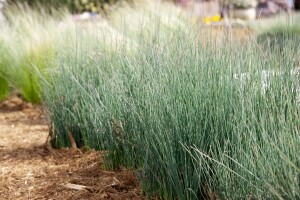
[0,95,144,200]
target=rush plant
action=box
[40,2,300,199]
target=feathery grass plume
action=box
[0,3,73,103]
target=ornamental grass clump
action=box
[0,4,73,103]
[40,2,300,199]
[184,54,300,199]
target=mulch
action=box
[0,94,145,200]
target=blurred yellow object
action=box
[203,14,221,24]
[204,17,211,24]
[211,15,221,22]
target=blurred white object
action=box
[222,0,258,20]
[232,7,256,20]
[72,12,93,21]
[224,0,258,8]
[234,68,300,96]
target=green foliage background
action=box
[6,0,129,13]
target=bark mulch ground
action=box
[0,95,144,200]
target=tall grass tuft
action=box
[40,2,300,199]
[0,4,73,103]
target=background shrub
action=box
[5,0,132,13]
